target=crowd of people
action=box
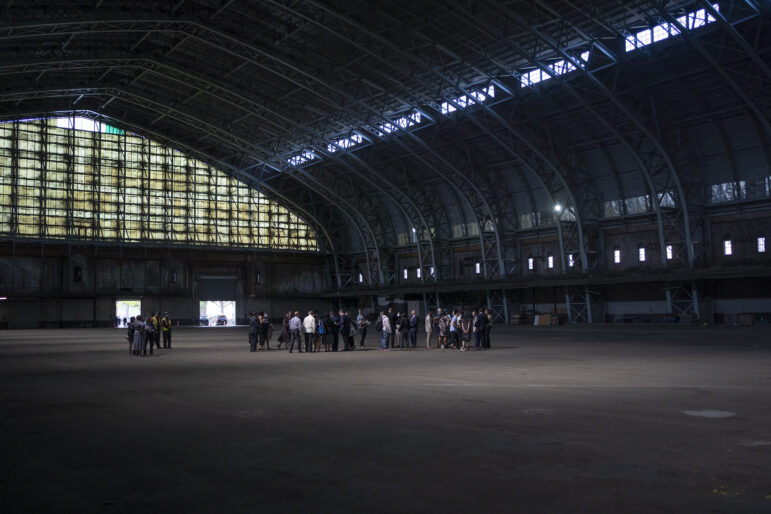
[122,307,494,355]
[126,312,173,356]
[247,307,494,353]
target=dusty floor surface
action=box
[1,325,770,513]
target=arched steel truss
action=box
[0,1,767,322]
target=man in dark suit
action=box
[475,307,488,350]
[248,312,258,352]
[328,311,340,351]
[408,309,418,349]
[339,310,353,351]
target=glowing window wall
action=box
[0,118,317,251]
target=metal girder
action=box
[486,289,509,325]
[491,4,695,272]
[565,286,594,323]
[373,2,596,279]
[643,2,771,176]
[272,1,509,281]
[665,281,700,320]
[698,0,771,83]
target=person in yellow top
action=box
[161,312,173,349]
[150,312,161,351]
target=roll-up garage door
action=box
[198,275,237,300]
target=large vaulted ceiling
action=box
[0,1,769,279]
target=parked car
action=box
[215,315,227,326]
[199,315,209,326]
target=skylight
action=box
[376,111,422,136]
[440,85,496,115]
[54,116,124,134]
[326,133,364,153]
[519,51,590,87]
[287,150,316,167]
[624,4,719,52]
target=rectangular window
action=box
[613,249,621,264]
[527,257,534,270]
[638,247,646,262]
[666,245,673,260]
[568,253,575,268]
[475,262,481,274]
[758,237,766,253]
[416,268,422,278]
[403,268,408,280]
[547,255,554,269]
[723,240,732,256]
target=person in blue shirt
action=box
[444,309,461,351]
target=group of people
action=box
[377,307,493,352]
[127,312,173,356]
[247,311,274,351]
[269,310,370,353]
[248,307,493,354]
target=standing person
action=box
[378,310,391,351]
[258,313,271,351]
[443,310,458,351]
[123,317,127,328]
[460,314,471,352]
[425,310,433,349]
[127,316,136,355]
[277,311,290,350]
[152,313,162,351]
[339,310,354,351]
[398,313,410,351]
[264,314,274,350]
[409,310,418,349]
[248,312,258,352]
[132,316,144,356]
[356,310,369,349]
[143,314,156,356]
[288,311,303,353]
[485,308,493,349]
[328,311,340,352]
[475,307,488,351]
[303,311,316,353]
[161,312,172,349]
[472,310,480,350]
[387,308,397,349]
[313,313,323,352]
[321,314,331,352]
[437,309,449,350]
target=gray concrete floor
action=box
[1,325,770,513]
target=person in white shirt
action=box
[425,310,433,349]
[303,311,316,353]
[378,311,391,351]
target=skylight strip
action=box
[624,4,719,52]
[440,84,496,115]
[376,111,422,136]
[286,150,316,167]
[518,51,590,87]
[326,133,364,153]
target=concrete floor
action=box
[1,325,770,513]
